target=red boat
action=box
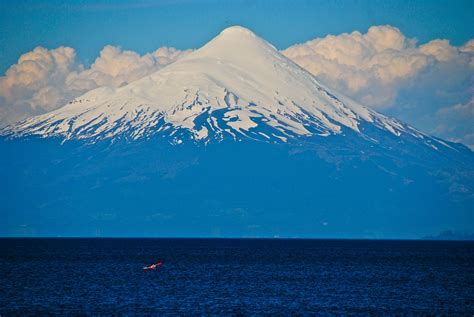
[143,262,162,270]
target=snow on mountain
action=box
[1,26,451,149]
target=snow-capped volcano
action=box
[1,27,473,239]
[1,26,449,148]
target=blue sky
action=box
[1,0,473,73]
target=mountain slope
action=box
[1,134,472,238]
[1,26,452,151]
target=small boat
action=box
[143,262,162,270]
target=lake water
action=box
[1,238,473,314]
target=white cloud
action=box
[0,47,77,123]
[282,26,431,108]
[0,45,192,126]
[67,46,191,90]
[282,25,473,149]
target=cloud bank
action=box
[0,25,472,148]
[0,45,192,125]
[282,26,473,149]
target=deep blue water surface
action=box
[1,238,473,315]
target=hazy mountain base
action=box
[423,230,474,240]
[1,128,472,238]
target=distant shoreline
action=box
[1,236,473,241]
